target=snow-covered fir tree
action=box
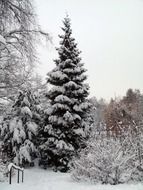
[39,16,90,171]
[0,156,7,182]
[0,90,42,166]
[0,141,7,182]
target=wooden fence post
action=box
[17,169,20,183]
[9,169,12,185]
[22,170,24,183]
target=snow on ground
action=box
[0,168,143,190]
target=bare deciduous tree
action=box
[0,0,49,98]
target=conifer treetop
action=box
[47,15,89,99]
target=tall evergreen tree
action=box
[0,90,42,166]
[39,16,90,171]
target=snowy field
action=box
[0,168,143,190]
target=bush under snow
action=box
[72,132,143,184]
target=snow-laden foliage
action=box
[0,35,6,50]
[71,91,143,184]
[39,16,90,171]
[0,159,7,182]
[0,142,7,182]
[72,130,143,184]
[0,90,43,166]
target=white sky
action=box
[35,0,143,100]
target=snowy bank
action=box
[0,168,143,190]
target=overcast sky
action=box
[35,0,143,100]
